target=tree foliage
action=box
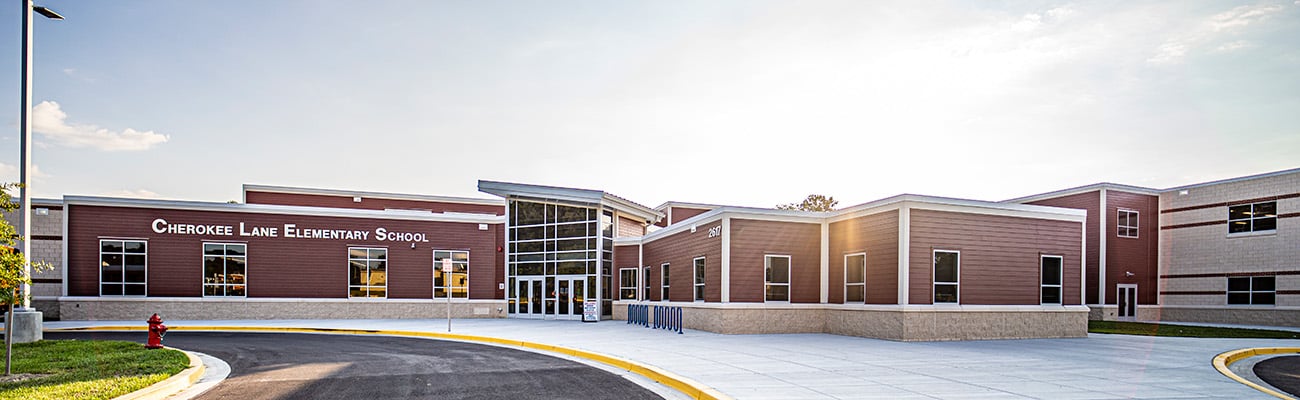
[0,183,52,307]
[776,194,839,212]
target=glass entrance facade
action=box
[505,199,614,319]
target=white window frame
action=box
[1117,209,1139,238]
[844,252,866,304]
[933,250,960,304]
[693,257,706,302]
[202,242,247,297]
[1040,255,1063,305]
[99,239,148,297]
[348,247,388,298]
[433,250,470,299]
[1228,201,1277,234]
[1227,276,1276,306]
[764,255,792,303]
[661,263,670,301]
[619,267,639,300]
[642,266,651,301]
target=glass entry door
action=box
[514,278,545,318]
[1117,284,1137,321]
[553,277,586,320]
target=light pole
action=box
[17,1,62,311]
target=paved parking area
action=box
[47,319,1289,399]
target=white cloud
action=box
[1148,3,1287,64]
[1148,41,1189,64]
[1215,40,1254,52]
[32,101,169,151]
[100,189,163,199]
[1210,4,1286,31]
[0,163,51,183]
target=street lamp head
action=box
[34,6,64,20]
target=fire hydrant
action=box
[146,313,168,349]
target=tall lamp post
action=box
[13,0,62,342]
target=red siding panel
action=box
[245,191,504,215]
[616,216,645,238]
[908,209,1083,306]
[1026,191,1099,304]
[1106,191,1159,305]
[68,205,500,300]
[728,219,822,303]
[669,207,709,225]
[642,224,723,302]
[828,210,899,304]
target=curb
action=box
[113,347,205,400]
[1212,347,1300,400]
[51,325,731,400]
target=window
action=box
[203,243,246,297]
[933,250,959,304]
[1228,276,1275,305]
[619,268,638,300]
[693,257,706,301]
[1041,255,1062,304]
[765,255,791,302]
[100,239,147,296]
[1117,209,1139,238]
[661,263,670,300]
[844,253,865,303]
[1229,201,1277,233]
[349,247,387,298]
[434,250,469,298]
[642,266,651,301]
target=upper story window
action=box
[933,250,960,304]
[101,239,147,296]
[1228,276,1275,305]
[349,247,387,298]
[203,243,246,297]
[693,257,706,301]
[1117,209,1139,238]
[434,250,469,298]
[1229,201,1276,234]
[765,255,791,302]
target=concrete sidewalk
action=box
[47,319,1285,399]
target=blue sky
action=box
[1,1,1298,208]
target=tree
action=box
[1,183,52,375]
[776,194,838,212]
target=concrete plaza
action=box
[46,318,1284,399]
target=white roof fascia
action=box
[1162,166,1300,192]
[478,180,663,223]
[612,237,641,246]
[831,194,1086,223]
[652,201,725,212]
[64,195,505,224]
[1003,183,1159,204]
[243,184,504,206]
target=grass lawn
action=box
[1089,320,1300,339]
[0,339,189,400]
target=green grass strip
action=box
[1089,320,1300,339]
[0,339,189,400]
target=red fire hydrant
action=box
[146,313,168,349]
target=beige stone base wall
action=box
[1088,305,1162,322]
[58,297,508,321]
[32,298,59,320]
[614,302,1089,341]
[1144,306,1300,327]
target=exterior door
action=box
[513,278,544,318]
[1117,284,1137,321]
[553,276,586,320]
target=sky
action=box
[1,1,1298,209]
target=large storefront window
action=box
[506,199,613,319]
[203,243,247,297]
[434,250,469,298]
[349,247,387,298]
[101,239,147,296]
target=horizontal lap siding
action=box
[908,209,1082,305]
[1027,191,1099,304]
[642,224,723,302]
[729,219,822,303]
[244,191,504,215]
[1106,191,1159,305]
[617,216,644,238]
[67,205,499,300]
[670,207,709,225]
[614,245,640,271]
[828,210,899,304]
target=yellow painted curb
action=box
[113,347,205,400]
[50,325,731,400]
[1212,347,1300,400]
